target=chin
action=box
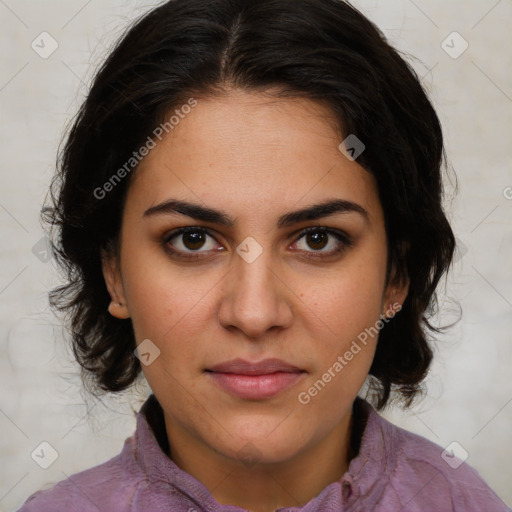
[227,441,300,467]
[210,423,310,467]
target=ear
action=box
[381,265,409,319]
[101,249,130,319]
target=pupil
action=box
[308,231,327,250]
[184,232,205,250]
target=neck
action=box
[164,410,354,511]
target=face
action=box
[103,88,407,468]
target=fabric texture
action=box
[18,394,510,511]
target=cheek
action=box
[119,240,223,373]
[306,279,381,385]
[296,247,386,404]
[295,274,383,417]
[125,266,214,345]
[309,257,387,343]
[123,271,215,396]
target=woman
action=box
[18,0,509,510]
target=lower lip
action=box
[207,371,305,400]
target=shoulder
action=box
[17,438,142,512]
[16,394,202,512]
[376,411,510,511]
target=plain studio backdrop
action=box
[0,0,511,510]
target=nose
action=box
[217,247,294,339]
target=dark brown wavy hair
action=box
[44,0,456,410]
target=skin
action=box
[102,88,408,511]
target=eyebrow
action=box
[143,198,369,227]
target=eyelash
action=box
[162,226,353,261]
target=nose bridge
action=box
[218,241,293,337]
[237,248,276,298]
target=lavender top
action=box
[18,394,509,511]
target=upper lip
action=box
[206,358,304,375]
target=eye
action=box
[291,227,352,259]
[162,226,352,261]
[163,227,222,260]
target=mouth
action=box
[204,358,306,400]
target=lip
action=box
[207,358,302,375]
[205,358,306,400]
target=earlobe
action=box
[101,251,131,319]
[382,270,409,319]
[383,297,405,319]
[107,300,130,319]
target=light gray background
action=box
[1,0,511,510]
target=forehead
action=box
[125,89,382,225]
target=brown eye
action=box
[163,227,221,260]
[305,231,329,251]
[293,227,352,258]
[181,231,207,250]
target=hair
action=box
[44,0,455,410]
